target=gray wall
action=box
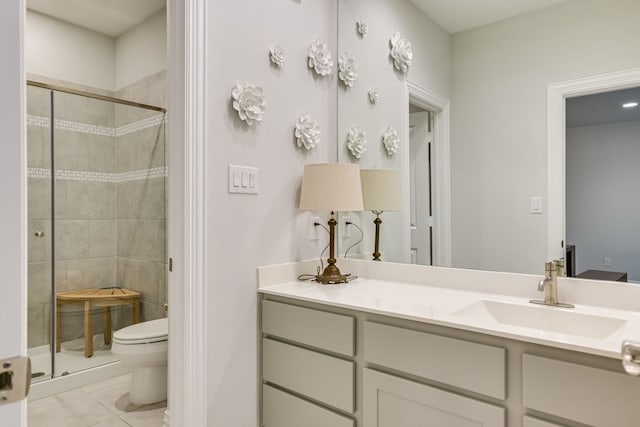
[115,71,168,323]
[205,1,337,424]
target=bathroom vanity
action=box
[258,259,640,427]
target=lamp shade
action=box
[360,169,402,211]
[299,163,364,212]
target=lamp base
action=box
[372,214,382,261]
[316,264,349,284]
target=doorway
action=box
[26,81,167,383]
[409,105,434,265]
[403,80,452,267]
[564,86,640,283]
[1,0,209,424]
[547,68,640,265]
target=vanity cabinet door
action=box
[363,369,505,427]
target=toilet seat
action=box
[113,317,168,345]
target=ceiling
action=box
[27,0,567,38]
[567,87,640,128]
[27,0,165,37]
[408,0,568,34]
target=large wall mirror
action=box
[337,0,640,281]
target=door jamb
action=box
[402,81,451,266]
[547,68,640,261]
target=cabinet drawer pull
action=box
[621,340,640,376]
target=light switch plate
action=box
[228,165,258,194]
[530,196,542,214]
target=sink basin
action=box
[453,300,627,339]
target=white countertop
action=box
[258,259,640,360]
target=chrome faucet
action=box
[530,260,574,308]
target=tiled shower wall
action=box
[115,71,168,323]
[27,71,167,348]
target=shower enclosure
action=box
[27,81,167,382]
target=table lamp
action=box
[299,163,364,284]
[360,169,402,261]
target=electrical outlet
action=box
[309,216,320,240]
[604,257,612,267]
[342,216,352,238]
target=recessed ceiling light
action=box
[622,102,638,108]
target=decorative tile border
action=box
[116,166,167,182]
[58,118,114,137]
[28,167,51,179]
[26,115,49,128]
[27,166,168,183]
[26,114,166,138]
[116,114,166,136]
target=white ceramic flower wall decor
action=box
[382,126,400,156]
[347,127,367,159]
[308,39,334,76]
[269,45,286,68]
[338,52,358,87]
[231,81,266,126]
[356,20,368,38]
[389,31,413,73]
[294,113,320,151]
[368,88,379,104]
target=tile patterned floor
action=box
[28,374,166,427]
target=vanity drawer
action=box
[364,321,506,399]
[262,385,354,427]
[262,300,355,356]
[262,338,355,413]
[523,354,640,426]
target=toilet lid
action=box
[113,318,168,344]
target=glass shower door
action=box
[26,81,167,380]
[52,91,122,375]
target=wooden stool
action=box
[56,288,141,358]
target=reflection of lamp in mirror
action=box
[300,163,364,283]
[360,169,401,261]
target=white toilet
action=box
[111,317,168,405]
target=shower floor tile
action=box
[28,374,167,427]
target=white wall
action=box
[205,1,336,425]
[115,8,167,90]
[450,0,640,274]
[26,11,116,90]
[338,0,451,263]
[566,120,640,282]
